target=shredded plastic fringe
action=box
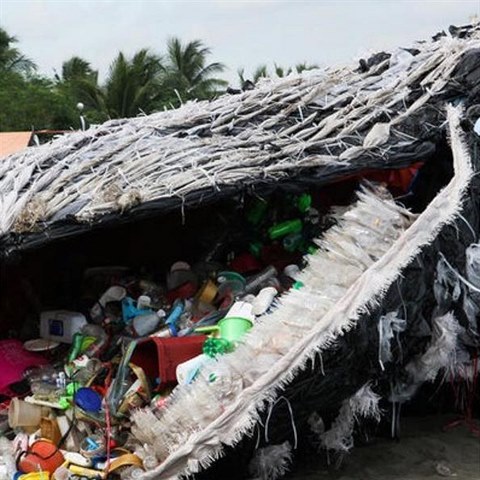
[248,442,293,480]
[319,383,381,452]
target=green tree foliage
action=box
[0,27,36,75]
[0,71,79,131]
[1,27,320,132]
[58,50,167,120]
[102,49,165,117]
[58,56,98,83]
[163,38,227,104]
[0,28,229,129]
[0,28,79,131]
[55,56,105,124]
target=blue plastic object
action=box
[74,387,102,413]
[121,297,153,324]
[165,299,184,327]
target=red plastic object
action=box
[18,439,65,474]
[230,252,262,274]
[131,336,206,390]
[166,281,198,303]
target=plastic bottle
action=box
[247,199,268,225]
[268,219,302,240]
[245,266,278,294]
[296,193,312,213]
[252,287,278,316]
[132,311,163,337]
[283,232,303,252]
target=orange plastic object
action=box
[18,439,65,474]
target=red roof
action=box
[0,131,32,158]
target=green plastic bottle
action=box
[268,219,303,240]
[247,199,268,225]
[296,193,312,213]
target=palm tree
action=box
[103,49,164,117]
[0,28,36,75]
[58,56,97,83]
[63,49,164,120]
[164,38,226,102]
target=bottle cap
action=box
[74,387,102,413]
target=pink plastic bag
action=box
[0,340,48,395]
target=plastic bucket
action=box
[8,398,46,428]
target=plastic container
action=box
[40,311,87,344]
[18,439,65,474]
[8,398,47,428]
[18,473,50,480]
[130,336,206,390]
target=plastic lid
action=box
[74,387,102,413]
[225,301,255,323]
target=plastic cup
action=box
[217,317,253,342]
[8,398,46,428]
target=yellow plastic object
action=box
[18,473,50,480]
[196,279,218,304]
[68,464,105,478]
[105,453,144,474]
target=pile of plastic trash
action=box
[0,191,328,479]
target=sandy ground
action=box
[287,416,480,480]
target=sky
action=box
[1,0,479,86]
